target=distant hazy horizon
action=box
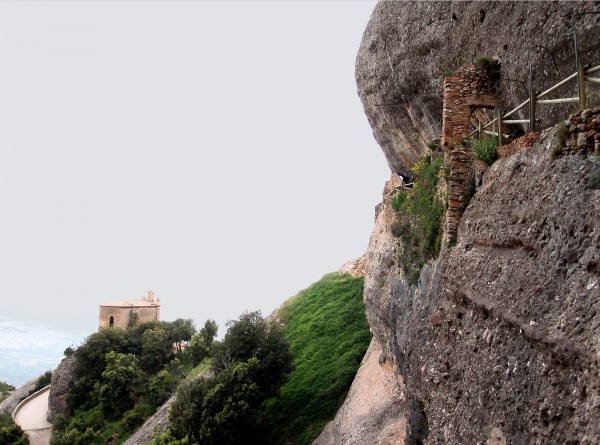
[0,1,389,367]
[0,317,86,387]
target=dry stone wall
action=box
[446,145,474,241]
[561,107,600,156]
[355,1,600,178]
[442,63,498,241]
[442,63,498,148]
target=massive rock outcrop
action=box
[47,354,76,422]
[356,1,600,178]
[363,125,600,443]
[337,2,600,444]
[0,378,37,416]
[313,338,406,445]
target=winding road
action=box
[13,386,52,445]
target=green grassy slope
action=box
[265,272,371,445]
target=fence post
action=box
[529,64,536,132]
[578,60,587,110]
[497,109,503,146]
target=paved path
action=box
[14,387,52,445]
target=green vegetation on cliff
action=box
[391,155,445,284]
[162,311,293,445]
[52,273,370,445]
[264,272,371,445]
[156,273,369,445]
[51,318,216,445]
[0,381,15,404]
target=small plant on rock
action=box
[552,122,569,159]
[551,144,563,160]
[555,122,569,145]
[473,55,500,83]
[473,137,498,165]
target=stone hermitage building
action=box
[99,290,161,329]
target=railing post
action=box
[497,109,503,147]
[578,60,587,110]
[529,63,536,132]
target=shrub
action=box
[0,414,28,445]
[34,370,53,391]
[149,370,175,406]
[123,404,154,432]
[474,55,495,71]
[551,145,563,159]
[22,370,53,401]
[473,137,498,165]
[473,55,500,83]
[556,121,569,140]
[0,381,15,404]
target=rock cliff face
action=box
[313,338,406,445]
[356,1,600,178]
[363,127,600,444]
[47,355,76,422]
[122,395,175,445]
[339,2,600,444]
[0,378,37,416]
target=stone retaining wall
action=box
[442,62,499,241]
[446,145,474,240]
[561,107,600,155]
[442,62,499,148]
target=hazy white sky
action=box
[0,1,388,335]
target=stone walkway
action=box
[14,387,52,445]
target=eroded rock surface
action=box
[356,1,600,177]
[313,338,406,445]
[47,354,76,422]
[0,378,37,416]
[338,256,367,278]
[122,395,175,445]
[364,128,600,444]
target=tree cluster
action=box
[52,318,217,445]
[161,311,293,445]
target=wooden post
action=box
[529,64,536,132]
[497,109,503,146]
[578,60,587,110]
